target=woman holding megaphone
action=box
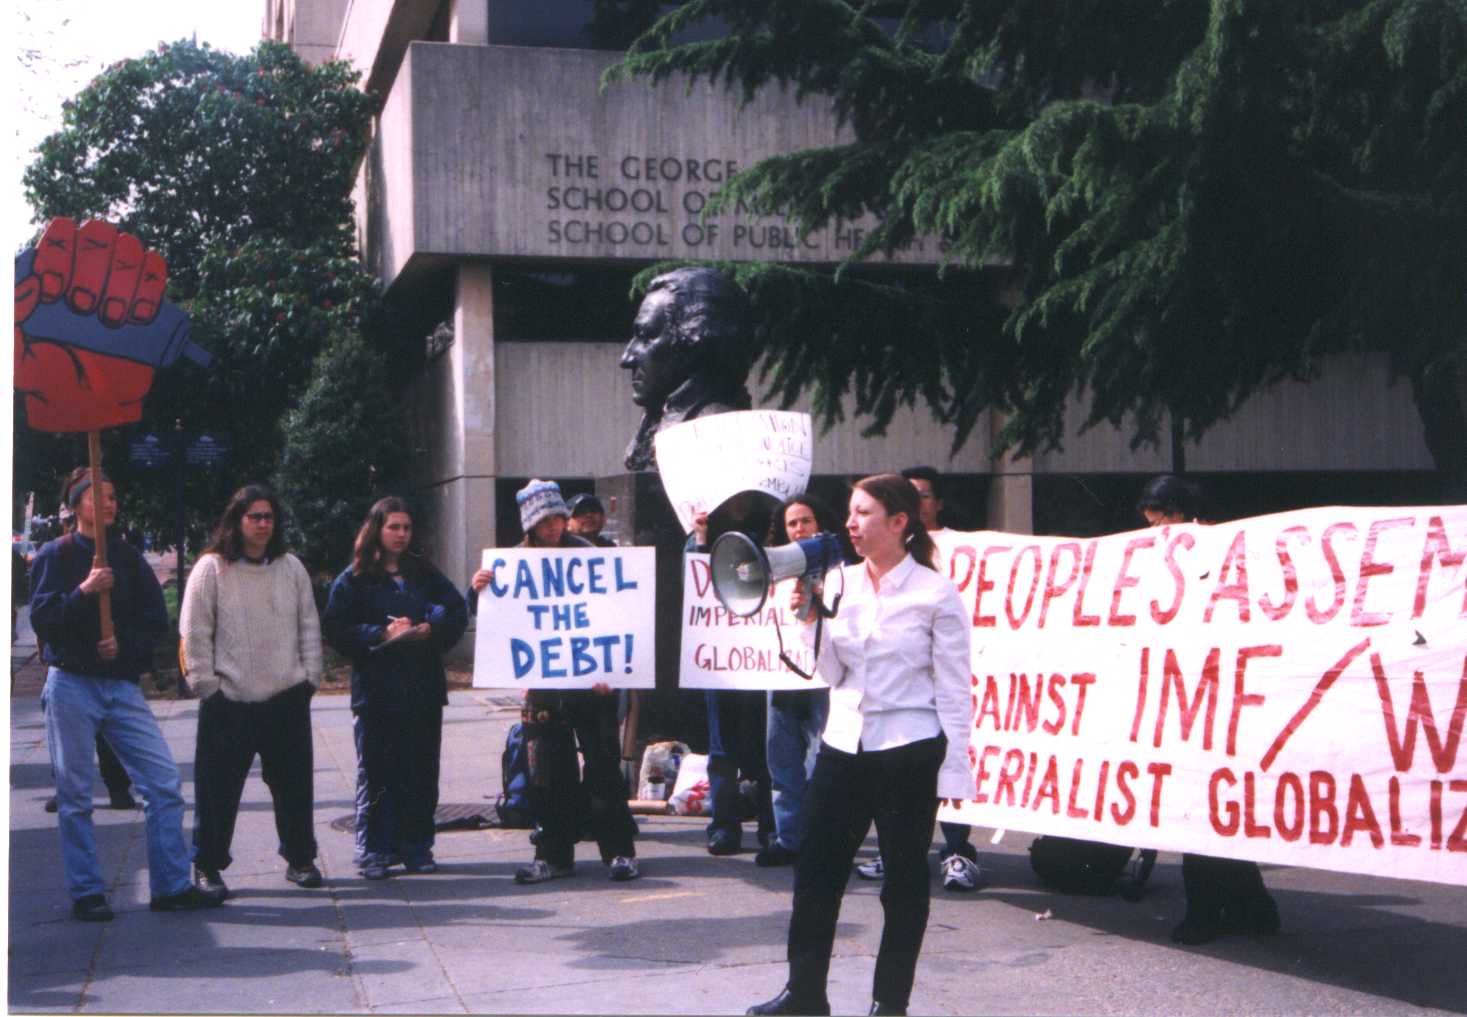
[748,474,972,1017]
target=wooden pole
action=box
[87,430,113,642]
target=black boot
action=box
[747,987,831,1016]
[870,1003,907,1016]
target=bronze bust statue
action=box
[620,267,753,471]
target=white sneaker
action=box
[941,854,982,892]
[514,859,574,884]
[608,856,640,881]
[855,857,885,881]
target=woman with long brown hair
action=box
[748,475,972,1017]
[323,497,468,880]
[181,484,323,898]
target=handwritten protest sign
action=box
[935,506,1467,886]
[654,410,812,534]
[472,547,657,689]
[680,553,825,690]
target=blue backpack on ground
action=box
[496,722,533,828]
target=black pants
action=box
[95,733,132,800]
[1181,853,1271,925]
[192,682,318,871]
[787,736,945,1009]
[705,689,774,845]
[353,700,443,867]
[525,691,636,868]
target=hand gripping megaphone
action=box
[710,531,847,619]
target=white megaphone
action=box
[710,531,847,619]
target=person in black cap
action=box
[566,494,615,547]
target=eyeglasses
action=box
[245,512,274,523]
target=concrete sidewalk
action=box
[8,650,1467,1015]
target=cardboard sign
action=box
[679,553,828,690]
[472,547,657,689]
[654,410,813,533]
[936,505,1467,887]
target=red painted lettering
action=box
[1228,644,1278,756]
[1110,761,1139,825]
[1204,531,1252,623]
[1341,774,1385,848]
[1209,768,1239,835]
[1146,762,1172,827]
[1388,775,1421,847]
[1413,516,1467,619]
[1372,653,1467,773]
[1150,532,1193,624]
[1260,638,1370,771]
[973,544,1011,628]
[1153,647,1220,751]
[1259,526,1306,621]
[1070,672,1096,736]
[1275,772,1305,841]
[1039,542,1081,628]
[1243,771,1271,838]
[1042,674,1067,735]
[1107,534,1155,627]
[994,749,1023,806]
[1072,541,1103,627]
[1005,544,1043,629]
[1351,516,1414,626]
[1306,522,1356,624]
[1309,771,1338,844]
[1065,759,1090,818]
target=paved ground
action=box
[8,608,1467,1015]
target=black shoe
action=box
[194,866,229,902]
[71,894,113,922]
[403,859,438,875]
[107,792,139,810]
[746,987,830,1016]
[285,863,323,888]
[44,796,58,813]
[708,830,742,856]
[754,842,798,868]
[151,885,226,912]
[870,1003,907,1016]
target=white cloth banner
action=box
[933,505,1467,886]
[653,410,813,534]
[679,554,827,690]
[471,547,657,689]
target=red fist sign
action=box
[14,218,210,433]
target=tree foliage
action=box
[274,331,410,578]
[20,40,413,567]
[606,1,1467,492]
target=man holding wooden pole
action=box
[29,470,223,920]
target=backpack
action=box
[495,722,534,828]
[1028,835,1154,896]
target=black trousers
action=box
[353,700,443,866]
[95,733,132,799]
[1181,853,1271,924]
[787,736,945,1009]
[705,689,774,844]
[192,681,318,871]
[524,691,636,868]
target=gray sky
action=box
[11,0,264,247]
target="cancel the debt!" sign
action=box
[471,547,657,689]
[935,505,1466,886]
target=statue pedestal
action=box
[596,473,709,751]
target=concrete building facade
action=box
[265,0,1439,600]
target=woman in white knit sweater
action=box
[180,485,324,900]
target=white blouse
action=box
[801,553,973,799]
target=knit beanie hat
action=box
[517,479,570,533]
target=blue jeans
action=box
[42,668,191,900]
[766,689,829,851]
